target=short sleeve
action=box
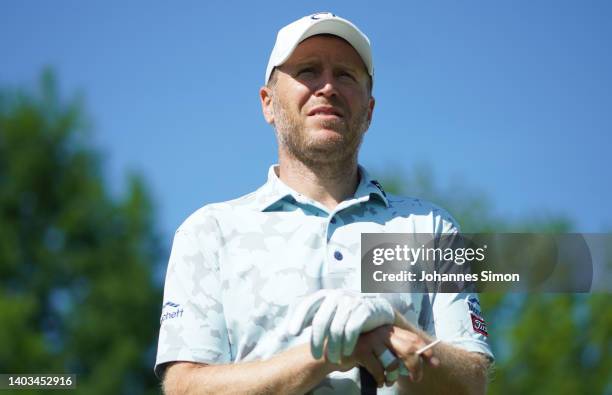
[154,224,231,378]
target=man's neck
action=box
[277,151,359,211]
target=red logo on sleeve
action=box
[470,313,488,336]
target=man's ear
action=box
[367,96,375,124]
[260,86,274,124]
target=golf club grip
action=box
[359,366,377,394]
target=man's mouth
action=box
[307,106,343,118]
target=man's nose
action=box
[314,71,339,98]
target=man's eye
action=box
[297,68,315,77]
[340,72,356,80]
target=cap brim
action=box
[265,16,373,84]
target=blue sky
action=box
[2,1,611,243]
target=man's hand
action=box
[332,326,399,388]
[288,290,395,363]
[327,325,439,388]
[384,326,440,382]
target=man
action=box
[156,12,493,394]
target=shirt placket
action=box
[323,196,371,288]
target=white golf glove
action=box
[288,289,396,363]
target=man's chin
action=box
[297,140,356,164]
[306,134,349,150]
[305,127,354,149]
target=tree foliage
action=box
[0,70,162,395]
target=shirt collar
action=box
[354,166,389,207]
[257,164,389,212]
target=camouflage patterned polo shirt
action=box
[155,165,493,394]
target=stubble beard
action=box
[272,96,370,173]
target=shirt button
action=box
[330,217,337,224]
[334,251,343,261]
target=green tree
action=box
[0,70,162,394]
[376,165,612,395]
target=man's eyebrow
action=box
[336,63,361,73]
[286,58,320,67]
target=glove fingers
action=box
[288,291,328,336]
[342,303,369,356]
[328,296,359,363]
[342,298,394,356]
[311,295,340,359]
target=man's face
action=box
[261,35,375,166]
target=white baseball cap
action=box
[265,12,373,84]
